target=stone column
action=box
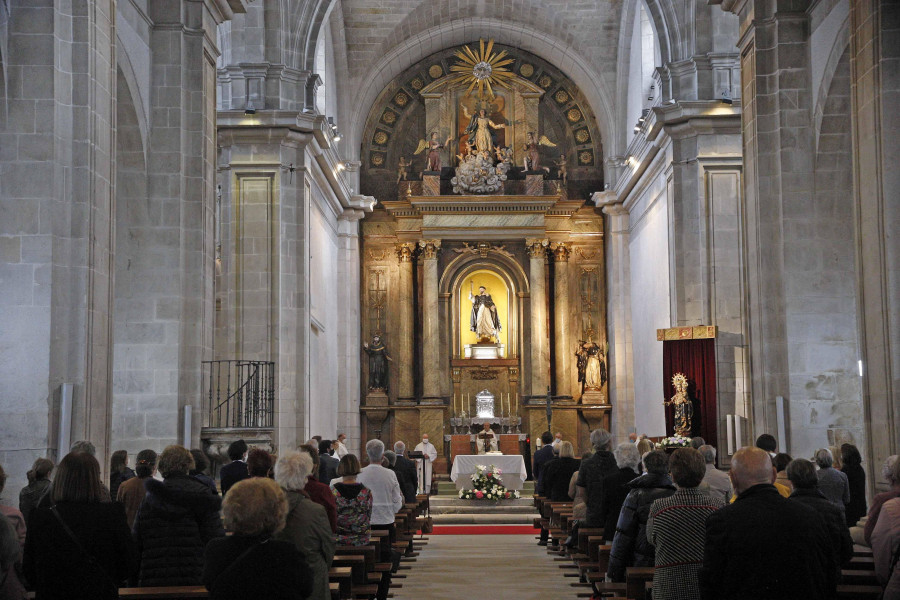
[527,239,550,397]
[419,240,442,401]
[552,243,572,399]
[395,243,415,402]
[337,209,366,445]
[599,201,634,441]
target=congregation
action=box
[0,435,433,600]
[531,429,900,600]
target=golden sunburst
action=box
[446,39,515,100]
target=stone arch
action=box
[615,0,663,153]
[813,17,850,154]
[346,18,620,181]
[115,32,149,165]
[440,251,530,361]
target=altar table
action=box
[450,454,528,490]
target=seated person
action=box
[476,421,498,454]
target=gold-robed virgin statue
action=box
[665,373,693,437]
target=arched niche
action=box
[439,250,530,361]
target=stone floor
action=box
[395,534,580,599]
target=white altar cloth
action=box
[450,455,528,490]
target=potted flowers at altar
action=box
[458,464,521,502]
[656,435,692,452]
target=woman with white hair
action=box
[274,451,335,600]
[814,448,850,518]
[541,441,580,502]
[865,455,900,545]
[356,439,402,600]
[598,442,641,543]
[203,478,312,599]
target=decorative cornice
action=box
[656,325,718,341]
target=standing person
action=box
[203,478,312,600]
[23,452,137,599]
[607,450,676,581]
[870,497,900,597]
[532,432,555,496]
[109,450,135,501]
[551,432,563,450]
[133,445,224,586]
[19,458,53,523]
[273,452,335,600]
[413,434,437,495]
[647,448,725,600]
[297,445,338,533]
[575,429,619,529]
[247,449,275,478]
[865,456,900,545]
[317,441,339,485]
[392,442,419,503]
[541,441,580,502]
[0,465,25,549]
[116,449,157,529]
[335,434,349,459]
[189,449,218,496]
[219,439,249,496]
[356,440,402,600]
[773,453,794,492]
[598,443,641,543]
[840,444,868,527]
[786,458,853,574]
[332,454,373,546]
[699,446,835,600]
[0,509,25,599]
[815,448,851,518]
[697,445,732,504]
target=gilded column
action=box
[419,240,442,401]
[527,239,550,396]
[552,243,571,398]
[396,243,415,402]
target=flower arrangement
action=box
[656,435,692,448]
[458,464,521,502]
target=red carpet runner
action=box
[427,525,537,535]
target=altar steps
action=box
[429,483,539,525]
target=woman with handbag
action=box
[203,478,312,599]
[23,452,137,599]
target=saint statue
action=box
[665,373,694,437]
[469,283,501,342]
[363,334,392,391]
[576,340,607,392]
[462,105,505,155]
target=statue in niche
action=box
[576,339,607,392]
[469,283,502,342]
[414,132,453,172]
[665,373,694,437]
[397,156,412,183]
[462,105,506,156]
[522,131,556,172]
[363,334,393,391]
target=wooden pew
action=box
[328,566,354,600]
[118,589,209,599]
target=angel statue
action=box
[462,104,506,155]
[523,131,556,172]
[664,373,694,437]
[414,132,453,172]
[397,156,412,183]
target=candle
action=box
[515,393,518,413]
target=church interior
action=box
[0,0,898,597]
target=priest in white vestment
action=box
[476,421,499,454]
[335,433,349,458]
[414,434,438,494]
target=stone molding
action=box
[525,238,549,258]
[552,242,570,262]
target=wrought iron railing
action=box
[202,360,275,428]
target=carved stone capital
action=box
[552,242,570,262]
[525,238,549,259]
[396,242,414,263]
[418,239,441,260]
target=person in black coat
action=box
[532,432,556,495]
[392,442,420,504]
[219,439,249,496]
[599,442,641,543]
[840,444,867,527]
[109,450,136,501]
[700,447,836,600]
[133,445,225,587]
[787,458,854,579]
[189,449,219,496]
[23,452,138,600]
[576,428,619,528]
[541,441,581,502]
[607,450,676,581]
[318,440,340,485]
[203,478,312,600]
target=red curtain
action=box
[662,338,717,444]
